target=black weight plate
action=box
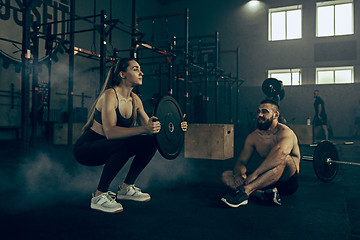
[313,141,339,182]
[279,89,285,101]
[262,78,282,98]
[153,95,184,160]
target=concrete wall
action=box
[231,0,360,138]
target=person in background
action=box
[313,90,328,143]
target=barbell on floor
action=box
[302,141,360,182]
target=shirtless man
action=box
[221,99,300,207]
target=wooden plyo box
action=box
[184,124,234,160]
[289,124,313,145]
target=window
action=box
[316,0,353,37]
[268,69,301,86]
[268,5,302,41]
[316,66,353,84]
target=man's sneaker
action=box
[263,187,282,206]
[221,188,249,208]
[90,191,123,213]
[117,185,151,202]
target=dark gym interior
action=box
[1,0,360,239]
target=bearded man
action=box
[221,99,300,207]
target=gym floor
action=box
[0,138,359,240]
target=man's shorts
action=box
[265,172,299,195]
[313,115,327,126]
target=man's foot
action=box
[263,187,282,206]
[90,191,123,213]
[117,185,151,202]
[221,188,249,207]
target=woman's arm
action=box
[135,94,151,126]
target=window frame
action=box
[316,0,354,37]
[268,68,302,86]
[268,5,302,41]
[316,66,354,84]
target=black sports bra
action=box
[94,88,134,128]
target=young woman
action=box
[74,58,187,213]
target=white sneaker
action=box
[90,191,123,213]
[117,185,151,202]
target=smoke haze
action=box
[1,148,196,214]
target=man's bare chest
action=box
[254,136,278,158]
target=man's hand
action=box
[234,174,246,187]
[222,170,246,189]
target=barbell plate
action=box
[153,95,184,160]
[313,141,339,182]
[279,88,285,101]
[262,78,283,99]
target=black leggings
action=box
[73,129,157,192]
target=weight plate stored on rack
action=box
[262,78,285,101]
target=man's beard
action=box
[257,117,273,130]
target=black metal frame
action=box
[133,10,244,124]
[21,0,145,148]
[13,0,243,151]
[132,7,190,112]
[17,0,109,148]
[177,32,243,124]
[21,0,33,152]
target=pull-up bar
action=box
[137,10,187,22]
